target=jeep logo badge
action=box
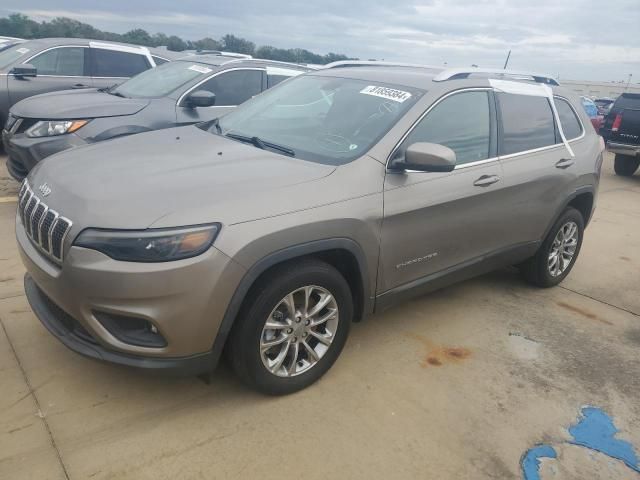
[38,183,52,197]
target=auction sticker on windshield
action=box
[188,65,212,74]
[360,85,412,103]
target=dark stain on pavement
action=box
[619,256,631,262]
[406,333,471,367]
[556,301,613,326]
[626,329,640,346]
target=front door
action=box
[379,89,513,293]
[8,46,92,106]
[176,69,264,125]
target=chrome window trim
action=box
[176,67,265,106]
[387,89,588,172]
[386,87,494,171]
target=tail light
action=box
[611,113,623,132]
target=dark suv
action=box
[0,38,175,129]
[600,93,640,176]
[3,55,310,180]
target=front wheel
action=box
[521,207,584,288]
[614,154,640,177]
[229,259,353,395]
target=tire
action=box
[613,154,640,177]
[521,207,584,288]
[229,259,353,395]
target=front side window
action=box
[498,93,556,155]
[0,44,31,70]
[399,90,491,165]
[30,47,85,76]
[208,75,423,165]
[92,49,150,77]
[113,61,208,98]
[198,70,263,106]
[557,98,583,140]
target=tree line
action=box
[0,14,353,64]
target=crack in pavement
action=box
[559,285,639,318]
[0,315,71,480]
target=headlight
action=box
[74,224,220,262]
[26,119,89,138]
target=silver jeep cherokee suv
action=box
[17,63,603,394]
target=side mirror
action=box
[391,142,457,172]
[186,90,216,108]
[11,64,37,78]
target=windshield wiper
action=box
[225,132,295,157]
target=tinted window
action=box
[498,93,556,155]
[30,47,85,76]
[152,56,168,65]
[557,98,583,140]
[198,70,263,106]
[268,75,289,88]
[401,91,491,164]
[92,49,150,77]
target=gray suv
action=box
[0,38,174,128]
[3,55,310,180]
[17,64,603,394]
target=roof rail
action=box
[323,60,443,71]
[433,68,559,86]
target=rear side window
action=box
[152,56,168,65]
[401,90,491,164]
[556,98,583,140]
[198,69,263,106]
[92,49,150,77]
[498,93,556,155]
[266,67,304,88]
[30,47,85,76]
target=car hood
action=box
[11,89,149,120]
[28,126,337,231]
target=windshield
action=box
[0,44,31,70]
[113,61,213,98]
[206,75,423,165]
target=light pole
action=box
[625,74,633,91]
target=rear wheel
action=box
[613,154,640,177]
[229,259,352,395]
[521,207,584,288]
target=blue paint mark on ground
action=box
[521,445,557,480]
[568,406,640,473]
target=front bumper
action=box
[2,129,87,181]
[24,274,216,375]
[17,216,246,374]
[606,141,640,157]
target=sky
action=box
[2,0,639,82]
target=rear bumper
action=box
[2,129,87,181]
[606,141,640,156]
[25,274,216,376]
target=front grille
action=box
[18,181,73,263]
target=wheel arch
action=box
[542,186,595,240]
[210,238,374,368]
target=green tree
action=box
[193,37,222,51]
[166,35,188,51]
[121,28,153,46]
[221,34,255,55]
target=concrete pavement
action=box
[0,154,638,479]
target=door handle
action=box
[473,175,500,187]
[71,83,89,89]
[555,158,575,169]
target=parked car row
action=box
[10,55,604,393]
[3,53,310,179]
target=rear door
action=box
[380,89,514,292]
[495,92,582,246]
[89,46,153,90]
[175,68,264,125]
[8,46,91,106]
